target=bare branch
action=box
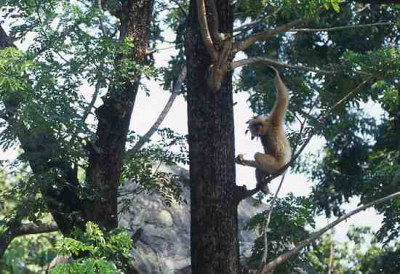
[239,77,373,200]
[259,191,400,274]
[196,0,218,61]
[328,243,334,274]
[260,174,286,265]
[233,19,302,53]
[0,222,58,258]
[233,7,282,34]
[230,57,338,75]
[128,66,187,154]
[289,22,394,33]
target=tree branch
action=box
[0,222,58,258]
[289,22,394,33]
[128,66,187,154]
[260,174,286,265]
[259,191,400,274]
[230,57,338,75]
[196,0,218,61]
[233,7,282,34]
[233,18,302,53]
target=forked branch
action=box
[258,191,400,274]
[196,0,218,61]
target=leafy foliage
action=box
[121,128,188,207]
[308,226,400,273]
[245,194,316,272]
[51,222,133,274]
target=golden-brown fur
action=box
[236,66,291,187]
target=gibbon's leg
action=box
[254,152,282,174]
[255,168,270,194]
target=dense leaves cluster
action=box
[51,222,133,273]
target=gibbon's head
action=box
[246,116,268,140]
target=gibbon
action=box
[236,66,291,191]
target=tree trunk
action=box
[84,0,154,231]
[185,0,240,273]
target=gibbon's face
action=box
[246,116,268,139]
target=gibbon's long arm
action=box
[267,66,289,127]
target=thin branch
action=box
[233,7,282,34]
[239,77,373,200]
[289,22,394,33]
[260,174,286,265]
[233,18,302,53]
[196,0,218,61]
[0,222,58,258]
[327,243,334,274]
[82,66,104,123]
[231,57,339,75]
[145,43,183,55]
[259,191,400,274]
[128,66,187,154]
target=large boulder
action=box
[118,165,267,274]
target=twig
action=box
[259,191,400,274]
[289,22,394,33]
[196,0,218,61]
[259,174,286,267]
[128,66,187,154]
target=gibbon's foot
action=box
[255,168,271,194]
[235,154,246,165]
[257,181,270,194]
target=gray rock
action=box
[118,164,267,274]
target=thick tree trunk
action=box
[84,0,154,230]
[185,0,240,273]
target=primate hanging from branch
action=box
[236,66,291,192]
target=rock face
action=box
[118,165,267,274]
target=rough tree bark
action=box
[185,0,240,273]
[84,0,154,231]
